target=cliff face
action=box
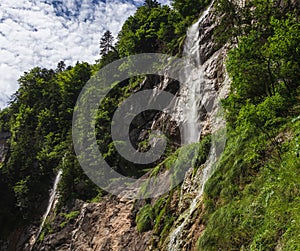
[0,132,10,163]
[34,198,151,250]
[30,5,231,251]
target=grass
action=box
[59,210,80,229]
[197,114,300,250]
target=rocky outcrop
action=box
[33,196,152,251]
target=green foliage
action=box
[13,177,30,215]
[266,14,300,92]
[198,121,300,250]
[2,0,299,248]
[38,221,52,242]
[172,0,210,19]
[59,210,80,229]
[197,1,300,250]
[223,10,300,127]
[226,31,273,100]
[0,108,11,132]
[117,4,185,55]
[136,135,211,242]
[0,62,97,235]
[58,140,99,204]
[214,0,299,46]
[117,0,213,56]
[144,0,160,8]
[136,204,154,232]
[99,30,115,56]
[135,193,175,244]
[195,134,211,168]
[62,211,80,221]
[0,2,191,233]
[152,195,175,240]
[213,0,243,45]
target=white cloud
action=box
[0,0,134,108]
[0,0,171,108]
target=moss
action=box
[59,210,80,229]
[136,204,154,232]
[61,210,80,221]
[38,221,52,242]
[135,192,175,238]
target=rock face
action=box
[160,5,230,250]
[8,3,231,251]
[34,197,152,251]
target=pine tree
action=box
[99,30,114,56]
[144,0,160,8]
[56,61,66,72]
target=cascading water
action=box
[30,169,63,248]
[168,3,215,250]
[182,3,213,144]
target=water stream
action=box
[182,3,213,144]
[168,3,215,250]
[31,169,63,248]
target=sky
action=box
[0,0,170,108]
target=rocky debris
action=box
[178,166,204,214]
[35,195,152,251]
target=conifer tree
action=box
[144,0,160,8]
[99,30,114,56]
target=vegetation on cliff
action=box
[197,0,300,250]
[0,0,299,250]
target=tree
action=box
[172,0,210,18]
[144,0,160,8]
[56,61,66,72]
[267,14,300,93]
[99,30,114,56]
[117,5,181,55]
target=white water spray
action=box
[182,3,213,144]
[168,3,215,250]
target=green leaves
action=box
[117,5,185,56]
[267,14,300,91]
[227,31,272,101]
[136,204,154,232]
[198,2,300,250]
[0,61,96,233]
[224,11,300,129]
[13,177,30,212]
[172,0,210,18]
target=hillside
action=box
[0,0,300,250]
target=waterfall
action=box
[39,170,62,233]
[182,3,213,144]
[168,3,215,250]
[168,149,217,251]
[31,169,63,248]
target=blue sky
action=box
[0,0,170,108]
